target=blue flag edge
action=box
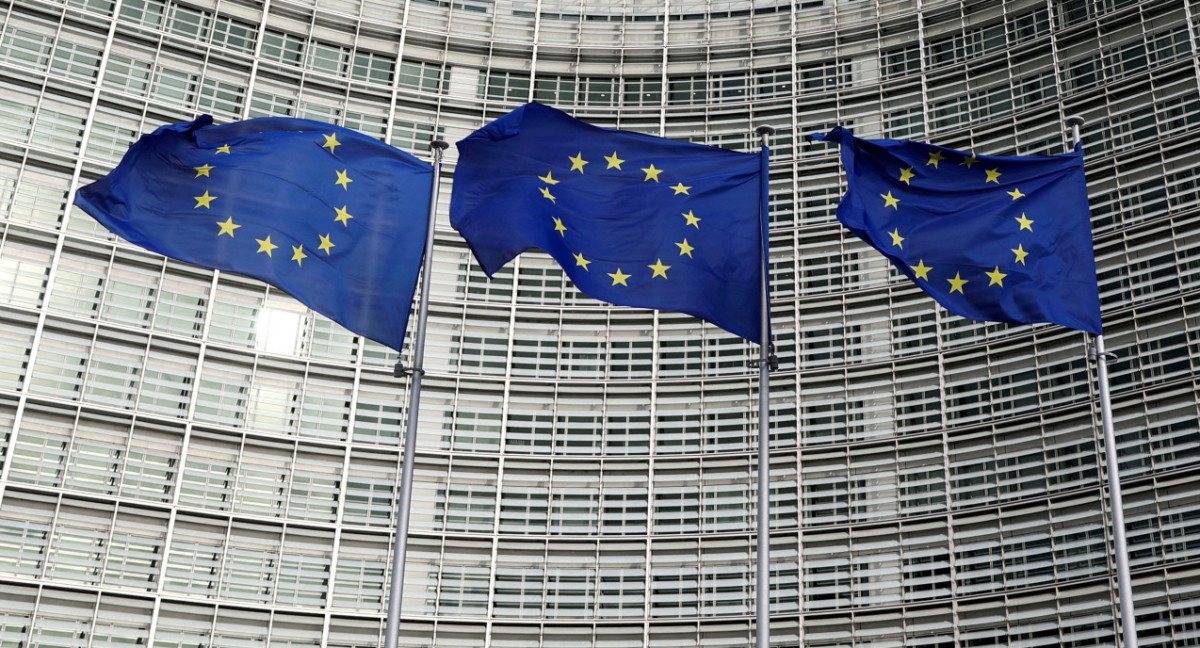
[757,141,772,349]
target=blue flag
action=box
[450,103,765,342]
[811,127,1102,335]
[74,115,432,352]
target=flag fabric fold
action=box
[450,103,765,342]
[75,115,433,352]
[811,127,1102,335]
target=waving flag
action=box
[450,103,765,342]
[74,115,433,351]
[811,127,1102,334]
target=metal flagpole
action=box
[384,139,448,648]
[754,125,775,648]
[1067,115,1138,648]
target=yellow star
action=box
[881,191,900,209]
[648,259,670,279]
[1012,244,1029,265]
[573,252,591,270]
[1007,187,1025,200]
[927,150,944,168]
[682,210,701,228]
[291,244,307,266]
[335,169,353,190]
[540,186,556,203]
[888,228,904,248]
[255,235,277,257]
[985,168,1002,184]
[676,239,694,258]
[193,164,214,178]
[1015,213,1034,231]
[604,151,624,170]
[538,171,560,185]
[318,234,335,255]
[960,154,979,168]
[898,167,915,185]
[553,217,567,236]
[947,272,967,294]
[215,144,231,154]
[216,216,239,237]
[569,152,588,173]
[642,164,663,182]
[910,259,932,280]
[334,206,353,226]
[986,266,1007,287]
[670,182,691,195]
[194,190,217,208]
[322,133,340,154]
[608,268,630,286]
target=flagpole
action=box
[754,125,775,648]
[1067,115,1138,648]
[384,139,447,648]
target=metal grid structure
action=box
[1,0,1199,645]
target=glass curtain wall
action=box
[1,0,1199,646]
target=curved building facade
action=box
[1,0,1199,646]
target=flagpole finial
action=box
[431,140,449,150]
[1066,116,1086,147]
[755,125,776,136]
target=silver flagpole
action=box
[1067,115,1138,648]
[754,125,775,648]
[384,139,448,648]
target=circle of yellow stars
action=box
[192,131,352,268]
[537,150,701,287]
[882,148,1035,298]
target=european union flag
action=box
[74,115,432,351]
[450,103,765,342]
[811,127,1102,335]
